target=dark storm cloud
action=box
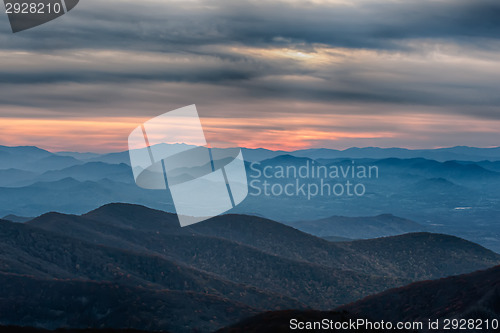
[1,0,499,51]
[0,0,500,116]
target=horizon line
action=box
[1,143,500,155]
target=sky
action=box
[0,0,500,152]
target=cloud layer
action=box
[0,0,499,151]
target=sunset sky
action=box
[1,0,500,152]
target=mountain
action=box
[1,203,500,331]
[25,204,500,294]
[290,214,423,239]
[2,214,33,223]
[0,217,301,331]
[0,145,52,159]
[221,264,500,332]
[88,151,131,165]
[20,155,83,173]
[238,154,500,252]
[393,177,477,208]
[339,265,500,332]
[1,145,500,253]
[25,207,402,310]
[473,160,500,172]
[216,310,408,333]
[337,233,500,281]
[371,158,500,183]
[75,145,500,166]
[0,169,37,187]
[254,154,315,167]
[0,327,153,333]
[0,273,248,333]
[56,151,102,160]
[0,146,53,169]
[83,204,500,281]
[241,148,289,162]
[0,146,84,173]
[291,146,500,162]
[0,162,133,187]
[32,162,134,184]
[322,235,353,242]
[0,178,175,217]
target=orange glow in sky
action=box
[1,112,498,153]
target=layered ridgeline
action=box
[0,203,499,332]
[223,265,500,333]
[290,214,424,240]
[1,145,499,253]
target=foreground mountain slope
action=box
[0,219,302,311]
[0,273,251,333]
[31,203,500,281]
[220,265,500,332]
[0,328,153,333]
[216,310,416,333]
[335,233,500,280]
[216,310,412,333]
[33,203,500,282]
[2,203,499,331]
[26,209,401,309]
[339,265,500,332]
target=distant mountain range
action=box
[290,146,500,163]
[85,145,500,164]
[1,144,500,253]
[2,214,33,223]
[1,145,499,332]
[290,214,424,239]
[1,144,500,171]
[1,203,499,332]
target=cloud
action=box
[0,0,499,150]
[1,42,500,113]
[2,0,500,51]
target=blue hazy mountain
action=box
[58,145,500,164]
[56,151,102,160]
[87,151,131,165]
[0,146,53,169]
[239,155,500,221]
[20,155,83,172]
[15,162,135,186]
[1,214,33,223]
[0,146,82,172]
[1,145,500,252]
[2,144,499,169]
[457,160,500,172]
[39,162,133,183]
[290,214,424,239]
[0,169,38,187]
[0,178,174,217]
[292,146,500,162]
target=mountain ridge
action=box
[1,203,500,331]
